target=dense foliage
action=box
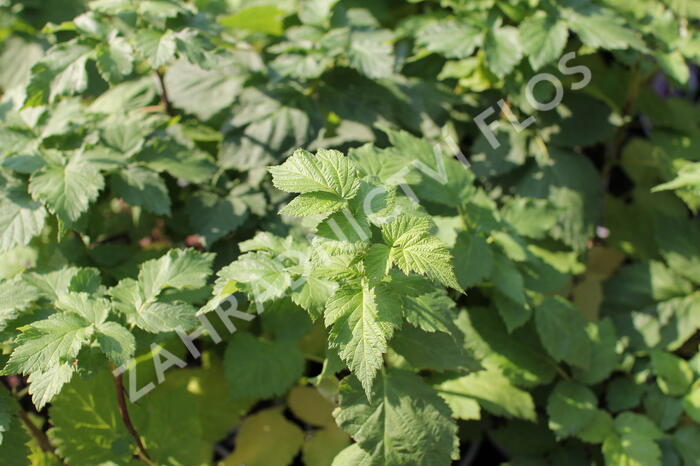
[1,0,700,464]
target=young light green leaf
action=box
[269,149,360,199]
[325,282,401,395]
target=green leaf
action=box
[29,157,104,226]
[684,383,700,423]
[316,209,371,243]
[218,252,291,303]
[484,25,523,77]
[269,148,360,200]
[572,318,619,385]
[164,59,244,120]
[519,13,568,71]
[546,381,598,439]
[348,30,394,79]
[606,377,644,413]
[0,185,47,253]
[111,165,171,216]
[565,5,645,50]
[135,30,176,68]
[27,363,75,410]
[602,413,663,466]
[0,416,30,464]
[132,384,211,465]
[673,425,700,466]
[382,217,461,290]
[129,300,199,333]
[364,243,392,280]
[416,19,482,59]
[95,36,133,83]
[325,282,401,394]
[456,308,556,388]
[0,388,13,446]
[3,312,93,375]
[535,297,591,369]
[652,162,700,192]
[437,370,537,421]
[224,333,304,400]
[185,191,248,246]
[138,248,214,301]
[391,324,472,372]
[24,42,93,106]
[335,369,458,465]
[279,191,347,217]
[650,350,694,396]
[218,6,286,35]
[138,137,217,184]
[645,387,683,431]
[452,232,493,289]
[95,321,135,366]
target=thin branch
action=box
[1,376,66,464]
[155,70,175,116]
[113,373,155,465]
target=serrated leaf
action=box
[0,185,47,253]
[484,25,523,77]
[335,369,458,465]
[384,221,461,290]
[347,30,394,79]
[565,5,645,50]
[217,252,291,303]
[27,363,74,410]
[3,312,93,375]
[269,148,360,199]
[135,29,176,68]
[325,282,401,395]
[519,13,568,71]
[29,157,104,226]
[138,248,214,300]
[95,321,135,366]
[416,19,482,59]
[24,42,93,106]
[96,36,133,83]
